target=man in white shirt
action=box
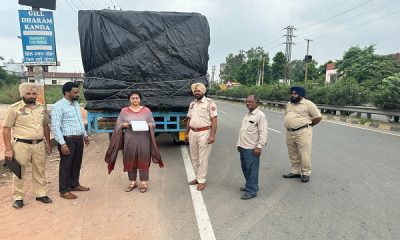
[237,95,268,200]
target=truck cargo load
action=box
[78,10,210,112]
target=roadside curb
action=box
[323,115,400,132]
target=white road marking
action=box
[324,120,400,137]
[218,110,227,114]
[180,145,216,240]
[268,127,281,133]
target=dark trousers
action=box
[58,137,84,194]
[128,169,149,181]
[239,147,260,196]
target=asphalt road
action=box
[1,100,399,240]
[158,100,400,240]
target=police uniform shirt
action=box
[187,97,218,128]
[2,100,50,140]
[284,98,322,129]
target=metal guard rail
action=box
[212,95,400,122]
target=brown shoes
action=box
[188,179,198,185]
[197,183,206,191]
[60,192,77,199]
[188,179,205,191]
[125,182,138,192]
[71,185,90,191]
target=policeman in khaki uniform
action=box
[283,86,322,183]
[2,83,52,209]
[185,83,217,191]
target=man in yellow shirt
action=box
[2,83,52,209]
[283,86,322,183]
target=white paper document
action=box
[130,120,149,131]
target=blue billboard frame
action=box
[18,10,57,65]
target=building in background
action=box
[2,61,84,85]
[325,63,337,84]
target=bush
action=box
[325,78,369,106]
[371,73,400,109]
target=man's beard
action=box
[73,96,79,101]
[22,97,36,104]
[290,96,301,103]
[195,94,203,100]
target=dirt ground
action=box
[0,133,164,240]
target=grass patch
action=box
[0,84,86,104]
[359,118,372,125]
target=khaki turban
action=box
[19,82,40,97]
[191,83,206,94]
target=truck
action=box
[78,10,210,142]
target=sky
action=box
[0,0,399,79]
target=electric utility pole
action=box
[283,25,296,85]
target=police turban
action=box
[191,83,206,94]
[290,86,306,97]
[19,83,40,97]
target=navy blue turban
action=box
[290,86,306,97]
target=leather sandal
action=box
[125,182,138,192]
[140,183,147,193]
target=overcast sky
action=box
[1,0,399,78]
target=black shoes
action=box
[283,173,310,183]
[241,193,256,200]
[35,196,53,203]
[240,187,246,191]
[282,173,301,178]
[301,175,310,182]
[13,200,24,209]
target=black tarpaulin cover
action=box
[78,10,210,111]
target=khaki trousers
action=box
[286,127,312,176]
[12,141,48,200]
[189,130,213,184]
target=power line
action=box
[88,0,97,10]
[313,9,400,40]
[298,0,400,38]
[107,0,116,9]
[258,0,369,53]
[77,0,89,9]
[295,0,353,29]
[64,0,78,13]
[114,0,122,9]
[101,0,111,9]
[296,0,375,36]
[68,0,80,11]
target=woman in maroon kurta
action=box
[105,91,163,193]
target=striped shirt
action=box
[51,98,87,145]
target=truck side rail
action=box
[87,111,187,133]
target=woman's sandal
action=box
[140,183,148,193]
[125,182,138,192]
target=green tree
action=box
[220,47,270,86]
[271,52,286,82]
[335,45,400,89]
[371,73,400,109]
[0,57,20,87]
[220,52,245,82]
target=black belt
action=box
[15,138,43,144]
[287,125,310,132]
[64,135,83,139]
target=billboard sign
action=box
[18,10,57,65]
